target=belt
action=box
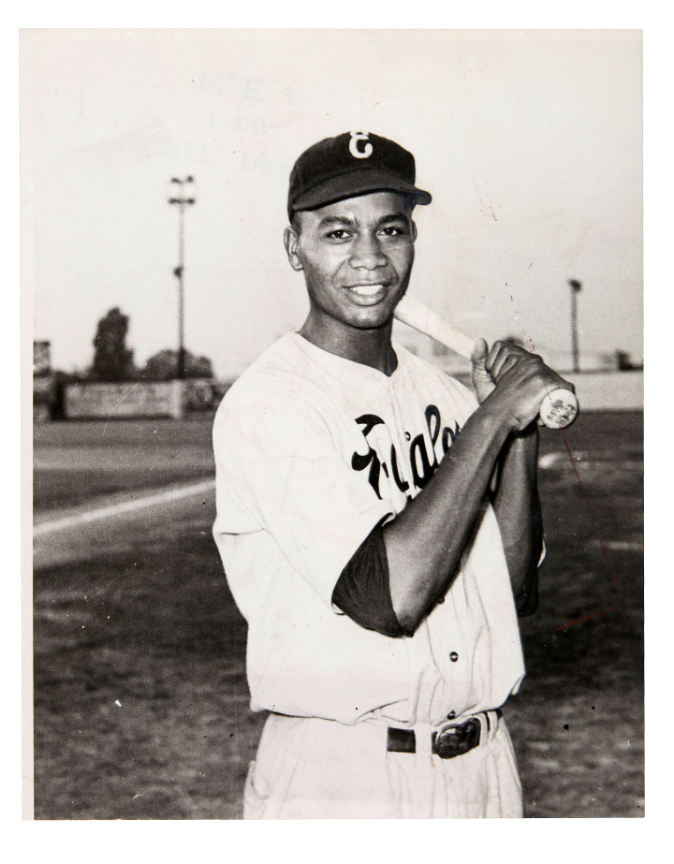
[386,710,502,759]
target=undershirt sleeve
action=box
[331,527,408,638]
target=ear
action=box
[284,226,304,271]
[411,220,418,242]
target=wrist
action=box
[500,423,540,476]
[479,389,524,437]
[512,422,540,446]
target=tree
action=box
[615,349,642,371]
[90,307,136,381]
[141,349,214,381]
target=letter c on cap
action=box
[349,131,373,159]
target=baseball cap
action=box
[287,131,432,219]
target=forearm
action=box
[491,426,543,608]
[383,402,511,632]
[357,341,561,634]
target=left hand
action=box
[471,338,548,404]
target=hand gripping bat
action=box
[394,293,578,430]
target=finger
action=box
[485,340,504,371]
[492,353,520,380]
[488,343,521,379]
[505,358,571,402]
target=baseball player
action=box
[212,131,569,818]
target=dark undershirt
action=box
[333,524,539,635]
[331,527,408,638]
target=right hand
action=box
[474,339,574,432]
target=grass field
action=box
[32,411,643,819]
[33,415,215,512]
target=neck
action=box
[299,315,398,375]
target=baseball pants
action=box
[243,710,523,818]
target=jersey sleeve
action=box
[213,392,393,608]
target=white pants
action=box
[243,711,523,819]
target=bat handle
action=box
[538,387,578,429]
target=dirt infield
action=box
[32,411,643,819]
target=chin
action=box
[348,307,394,330]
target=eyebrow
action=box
[377,212,411,226]
[316,212,411,230]
[317,215,357,229]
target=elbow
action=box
[393,609,419,637]
[390,561,462,636]
[392,595,435,637]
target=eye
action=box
[325,229,352,240]
[379,225,407,237]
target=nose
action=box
[349,231,387,271]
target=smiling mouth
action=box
[346,283,390,304]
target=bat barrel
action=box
[538,388,578,429]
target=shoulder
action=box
[216,333,318,418]
[214,333,335,446]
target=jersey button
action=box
[449,651,459,662]
[447,710,456,720]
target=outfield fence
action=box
[570,370,643,411]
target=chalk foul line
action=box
[33,479,215,537]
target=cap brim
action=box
[291,169,432,213]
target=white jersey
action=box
[212,332,525,728]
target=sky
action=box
[22,29,642,378]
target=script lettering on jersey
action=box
[351,405,458,501]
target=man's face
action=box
[285,191,416,332]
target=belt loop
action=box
[484,709,501,741]
[414,722,433,758]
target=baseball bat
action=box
[394,293,578,430]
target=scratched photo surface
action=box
[26,30,643,818]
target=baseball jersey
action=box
[212,332,526,728]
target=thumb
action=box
[470,338,494,403]
[471,337,489,368]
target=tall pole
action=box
[177,202,185,380]
[169,176,196,380]
[568,279,582,374]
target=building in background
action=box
[33,340,55,423]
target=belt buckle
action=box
[432,717,481,759]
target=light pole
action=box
[568,279,582,373]
[169,176,196,380]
